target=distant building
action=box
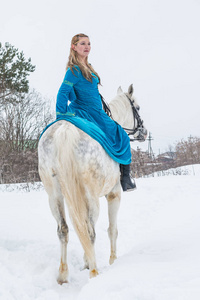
[156,152,176,164]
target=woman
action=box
[56,33,135,191]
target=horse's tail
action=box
[54,123,96,260]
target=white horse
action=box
[38,84,147,284]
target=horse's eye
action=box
[137,106,140,111]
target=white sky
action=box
[1,0,200,154]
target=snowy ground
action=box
[0,165,200,300]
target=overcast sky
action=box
[1,0,200,154]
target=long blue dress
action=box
[42,66,132,165]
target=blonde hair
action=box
[66,33,101,84]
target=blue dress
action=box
[43,66,132,165]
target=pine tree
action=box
[0,42,35,105]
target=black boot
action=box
[120,164,136,192]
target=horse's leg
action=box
[48,188,69,284]
[85,197,100,278]
[106,185,121,265]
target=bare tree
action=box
[0,90,54,183]
[175,136,200,166]
[0,89,54,151]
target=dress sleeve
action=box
[56,67,80,118]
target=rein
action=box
[122,94,144,141]
[100,95,113,119]
[100,94,144,142]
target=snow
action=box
[0,164,200,300]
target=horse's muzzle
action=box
[134,127,147,142]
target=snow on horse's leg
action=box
[106,184,121,265]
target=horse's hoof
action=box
[57,277,68,285]
[89,269,99,278]
[57,279,68,285]
[57,268,68,284]
[109,254,117,265]
[58,262,68,284]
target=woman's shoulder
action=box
[67,65,80,72]
[66,65,81,78]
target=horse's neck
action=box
[109,94,133,128]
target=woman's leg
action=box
[120,164,136,192]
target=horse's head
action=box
[110,84,147,142]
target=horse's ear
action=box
[128,84,134,96]
[117,86,123,94]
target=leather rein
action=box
[101,94,145,142]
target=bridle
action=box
[122,94,145,142]
[100,93,145,142]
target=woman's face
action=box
[73,37,91,61]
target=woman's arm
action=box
[56,67,80,118]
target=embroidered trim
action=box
[56,112,75,117]
[63,80,73,87]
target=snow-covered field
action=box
[0,165,200,300]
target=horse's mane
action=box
[109,94,133,128]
